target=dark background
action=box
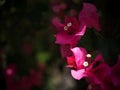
[0,0,120,90]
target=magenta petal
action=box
[71,47,87,67]
[71,69,85,80]
[75,23,87,36]
[87,72,101,84]
[92,63,111,82]
[82,3,97,13]
[111,76,120,86]
[79,3,100,31]
[89,54,104,69]
[55,33,80,45]
[52,17,64,30]
[60,45,72,58]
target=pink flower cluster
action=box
[52,2,120,90]
[52,2,100,58]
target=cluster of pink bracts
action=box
[52,2,120,90]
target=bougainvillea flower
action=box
[86,59,111,90]
[102,76,119,90]
[53,17,86,45]
[87,54,111,82]
[67,47,111,88]
[79,3,100,31]
[66,47,88,79]
[66,47,87,69]
[91,55,120,90]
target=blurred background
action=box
[0,0,120,90]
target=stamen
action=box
[64,26,68,30]
[86,54,92,58]
[67,22,72,27]
[83,61,89,67]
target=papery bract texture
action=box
[79,3,100,31]
[53,17,86,45]
[60,44,73,58]
[71,69,86,80]
[67,50,111,90]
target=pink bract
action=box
[60,44,73,58]
[53,17,86,45]
[79,3,100,31]
[102,55,120,90]
[71,69,86,80]
[67,48,111,89]
[67,47,87,69]
[71,47,87,69]
[66,47,87,80]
